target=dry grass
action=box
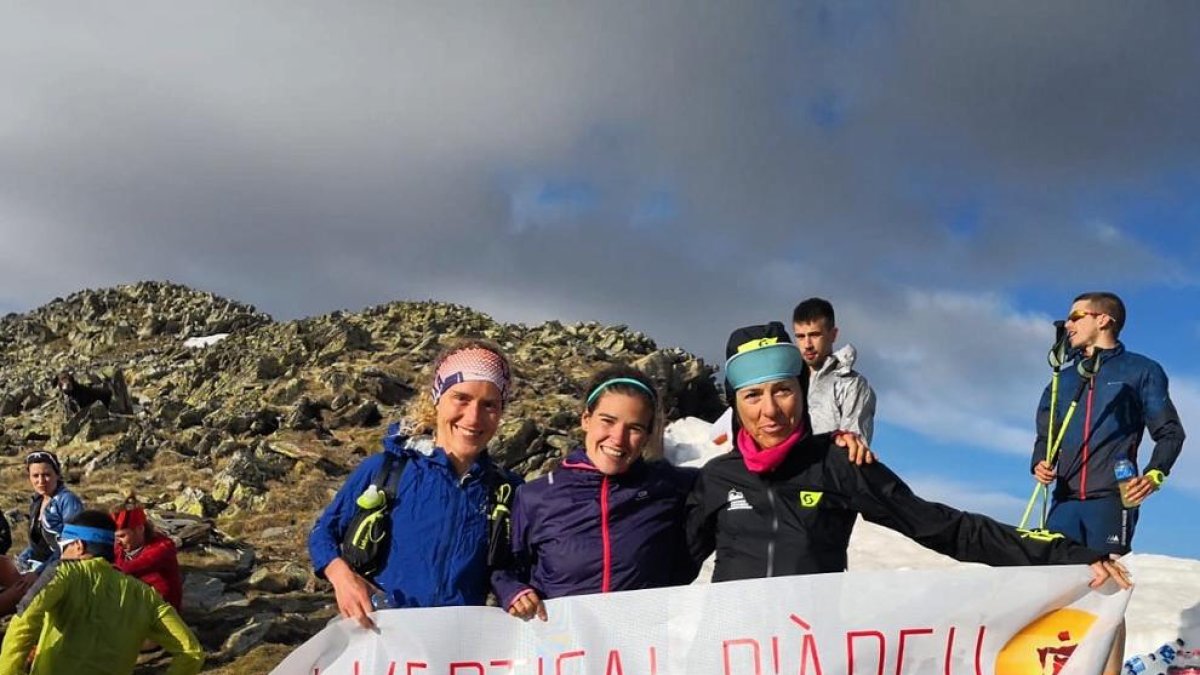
[201,643,293,674]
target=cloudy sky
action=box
[3,3,1198,557]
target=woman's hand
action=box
[834,432,875,465]
[1088,556,1132,590]
[508,589,547,622]
[324,557,381,629]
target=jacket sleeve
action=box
[670,466,703,585]
[684,466,721,573]
[0,511,10,555]
[57,491,84,525]
[491,482,535,609]
[839,454,1102,566]
[146,598,205,675]
[307,454,383,578]
[837,375,876,444]
[1140,362,1186,476]
[0,562,68,673]
[1031,383,1053,473]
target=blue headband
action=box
[725,343,804,391]
[60,524,115,546]
[586,378,657,407]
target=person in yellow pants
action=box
[0,510,203,675]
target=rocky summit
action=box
[0,281,724,673]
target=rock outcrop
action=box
[0,281,723,672]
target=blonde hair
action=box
[408,337,512,435]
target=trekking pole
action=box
[1038,322,1070,528]
[1018,345,1099,532]
[1018,322,1069,530]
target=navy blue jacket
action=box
[498,449,698,607]
[308,427,521,608]
[1032,343,1185,501]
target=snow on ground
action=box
[182,333,229,348]
[663,417,1200,656]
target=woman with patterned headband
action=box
[16,450,84,574]
[498,365,698,622]
[308,338,522,629]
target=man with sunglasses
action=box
[1031,291,1186,555]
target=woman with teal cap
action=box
[686,322,1130,588]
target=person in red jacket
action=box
[111,498,183,610]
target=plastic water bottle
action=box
[370,591,395,610]
[1124,653,1167,675]
[356,484,385,510]
[1114,458,1138,508]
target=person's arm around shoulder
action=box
[0,561,71,672]
[146,595,205,675]
[668,465,703,585]
[684,463,721,571]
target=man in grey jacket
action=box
[792,298,876,442]
[711,298,877,445]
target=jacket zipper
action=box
[1080,379,1095,500]
[600,475,612,592]
[765,487,778,578]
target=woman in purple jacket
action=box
[502,366,699,620]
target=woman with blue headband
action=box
[499,365,699,621]
[686,322,1131,589]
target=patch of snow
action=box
[663,417,1200,656]
[183,333,229,348]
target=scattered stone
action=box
[247,563,311,594]
[0,281,727,672]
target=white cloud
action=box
[847,289,1051,455]
[1162,376,1200,492]
[901,474,1028,521]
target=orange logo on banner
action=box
[994,608,1098,675]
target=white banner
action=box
[274,566,1129,675]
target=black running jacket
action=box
[686,433,1104,582]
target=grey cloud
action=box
[2,3,1198,472]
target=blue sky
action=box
[1,3,1197,557]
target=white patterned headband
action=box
[432,348,511,404]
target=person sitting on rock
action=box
[0,509,11,556]
[17,450,84,574]
[55,370,114,414]
[0,510,204,675]
[112,495,183,611]
[308,338,523,629]
[0,555,34,617]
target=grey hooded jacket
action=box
[805,344,876,442]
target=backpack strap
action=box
[483,464,518,569]
[372,451,409,502]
